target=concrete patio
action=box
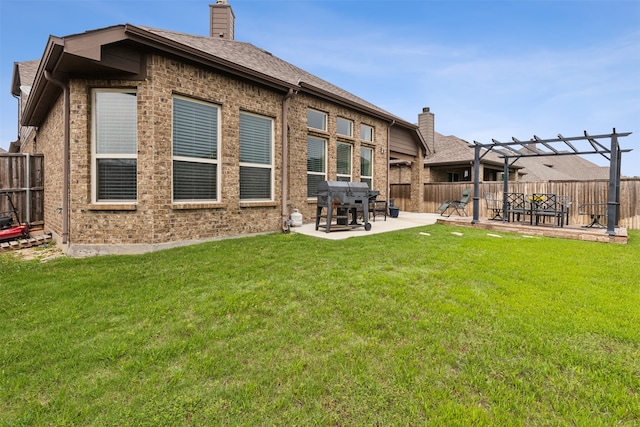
[291,212,441,240]
[290,211,628,244]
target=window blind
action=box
[97,159,137,200]
[173,98,218,160]
[95,92,137,155]
[173,161,217,200]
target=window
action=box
[172,96,219,201]
[360,146,373,188]
[336,142,352,182]
[360,124,374,142]
[92,89,137,202]
[307,136,326,197]
[307,109,327,131]
[240,112,273,200]
[337,117,353,137]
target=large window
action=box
[360,124,374,142]
[337,117,353,137]
[172,96,219,201]
[92,89,137,202]
[360,146,373,189]
[336,142,352,182]
[239,112,273,200]
[307,109,327,131]
[307,136,326,197]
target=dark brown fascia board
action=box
[123,25,296,93]
[63,26,132,61]
[21,36,65,126]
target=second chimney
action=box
[418,107,435,154]
[210,1,235,40]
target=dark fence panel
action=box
[0,154,45,226]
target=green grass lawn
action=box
[1,224,639,426]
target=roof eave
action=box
[21,36,65,126]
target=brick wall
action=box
[29,53,391,255]
[286,95,389,223]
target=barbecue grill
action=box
[315,181,380,233]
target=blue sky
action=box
[1,0,639,176]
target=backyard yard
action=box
[1,224,639,426]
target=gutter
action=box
[281,88,297,231]
[44,70,70,244]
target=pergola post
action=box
[472,145,481,223]
[502,157,510,222]
[606,133,620,236]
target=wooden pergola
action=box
[471,129,633,236]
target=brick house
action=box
[10,2,426,256]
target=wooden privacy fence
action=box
[0,154,44,226]
[390,179,640,230]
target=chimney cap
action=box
[422,107,430,113]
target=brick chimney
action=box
[210,0,235,40]
[418,107,435,154]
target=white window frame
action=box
[307,136,327,198]
[91,88,138,204]
[336,142,352,182]
[360,123,374,143]
[307,108,327,132]
[337,117,353,138]
[239,111,274,201]
[360,146,373,189]
[171,95,221,202]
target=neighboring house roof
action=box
[424,132,514,169]
[19,23,424,150]
[11,59,40,97]
[507,149,610,181]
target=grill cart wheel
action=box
[364,222,372,231]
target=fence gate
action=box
[0,153,44,226]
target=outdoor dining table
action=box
[503,192,568,228]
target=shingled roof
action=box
[138,26,403,122]
[21,23,417,132]
[424,132,508,168]
[507,149,610,181]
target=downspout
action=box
[44,71,70,244]
[387,120,395,204]
[12,93,20,142]
[281,88,297,231]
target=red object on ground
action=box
[0,193,30,242]
[0,223,29,242]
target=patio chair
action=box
[530,193,564,227]
[505,192,527,223]
[437,189,471,217]
[484,192,503,220]
[558,195,571,225]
